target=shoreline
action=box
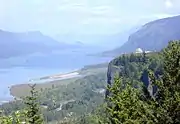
[9,70,82,99]
[0,70,81,105]
[29,71,80,82]
[1,62,108,104]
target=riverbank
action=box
[9,63,108,99]
[10,71,81,98]
[29,71,80,82]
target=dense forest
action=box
[0,40,180,124]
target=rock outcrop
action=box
[106,52,160,98]
[140,69,158,97]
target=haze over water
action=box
[0,50,112,102]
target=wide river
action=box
[0,49,112,103]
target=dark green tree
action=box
[149,40,180,123]
[142,51,148,64]
[23,84,44,124]
[106,75,156,124]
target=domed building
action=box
[135,48,143,53]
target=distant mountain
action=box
[55,24,143,51]
[104,15,180,56]
[15,31,62,46]
[0,30,80,58]
[55,33,128,50]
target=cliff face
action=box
[104,15,180,56]
[106,52,161,98]
[140,70,158,97]
[106,61,120,97]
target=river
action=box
[0,50,112,102]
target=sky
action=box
[0,0,180,36]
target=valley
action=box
[0,13,180,123]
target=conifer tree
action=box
[149,40,180,123]
[106,75,156,124]
[23,84,44,124]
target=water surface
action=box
[0,50,112,101]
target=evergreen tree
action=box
[149,40,180,123]
[23,84,44,124]
[106,75,156,124]
[142,51,148,64]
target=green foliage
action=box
[23,84,44,124]
[149,40,180,123]
[72,103,109,124]
[0,110,13,124]
[110,52,162,82]
[0,84,44,124]
[39,73,106,122]
[1,72,107,123]
[0,40,179,124]
[106,76,156,124]
[105,40,180,124]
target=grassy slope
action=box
[10,78,79,98]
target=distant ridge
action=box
[0,29,83,58]
[104,15,180,56]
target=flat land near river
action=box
[10,63,108,98]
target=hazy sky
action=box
[0,0,180,36]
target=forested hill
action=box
[106,51,164,97]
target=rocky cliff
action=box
[106,52,162,98]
